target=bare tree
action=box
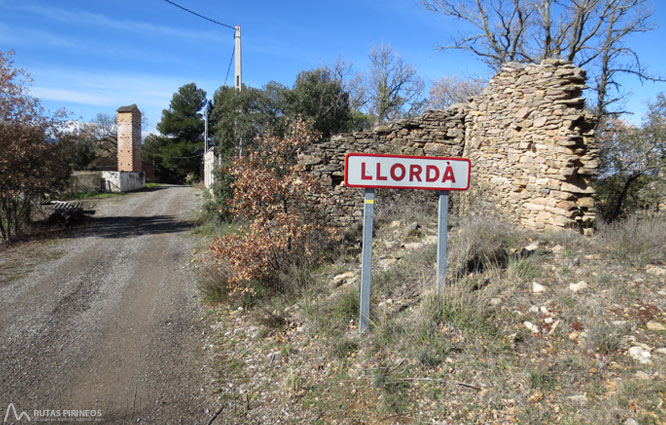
[427,75,486,109]
[366,42,425,123]
[331,57,368,112]
[78,113,117,158]
[596,92,665,219]
[421,0,533,69]
[422,0,664,119]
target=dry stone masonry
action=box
[463,59,597,230]
[299,59,598,232]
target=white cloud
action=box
[25,66,223,132]
[30,87,119,106]
[3,3,227,42]
[0,23,77,48]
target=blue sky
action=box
[1,0,665,133]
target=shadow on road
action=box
[64,215,195,239]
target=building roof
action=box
[117,104,140,113]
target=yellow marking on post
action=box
[365,199,374,204]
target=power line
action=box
[163,0,235,30]
[224,44,235,87]
[149,152,204,159]
[172,152,204,159]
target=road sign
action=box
[344,153,471,333]
[345,153,470,191]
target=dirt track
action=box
[0,185,214,424]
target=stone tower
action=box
[116,104,142,172]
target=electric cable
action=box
[172,152,204,159]
[163,0,235,30]
[224,44,235,87]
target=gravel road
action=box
[0,185,214,424]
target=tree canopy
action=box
[62,113,119,171]
[209,84,283,159]
[286,67,353,139]
[209,65,360,159]
[426,75,485,110]
[143,83,207,183]
[157,83,207,141]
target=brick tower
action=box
[116,104,142,172]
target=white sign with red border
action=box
[344,153,471,191]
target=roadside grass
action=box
[197,206,666,423]
[59,191,126,200]
[59,183,163,201]
[191,219,237,239]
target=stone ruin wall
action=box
[299,59,598,232]
[299,106,467,226]
[464,59,597,230]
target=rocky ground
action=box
[199,210,665,424]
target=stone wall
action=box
[68,171,145,193]
[299,59,598,232]
[463,59,597,230]
[299,106,467,226]
[69,171,103,193]
[102,171,146,193]
[203,148,219,192]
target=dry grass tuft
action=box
[448,215,521,278]
[596,213,666,265]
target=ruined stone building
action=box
[299,59,598,232]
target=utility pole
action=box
[234,25,243,156]
[204,106,209,152]
[234,25,242,92]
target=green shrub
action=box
[332,337,359,359]
[197,265,232,304]
[374,315,406,346]
[333,287,360,323]
[255,307,289,331]
[507,256,542,282]
[372,367,409,414]
[527,367,557,391]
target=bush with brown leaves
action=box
[209,118,334,296]
[0,51,71,242]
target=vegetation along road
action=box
[0,185,214,424]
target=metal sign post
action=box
[345,153,470,334]
[359,188,374,333]
[436,190,449,291]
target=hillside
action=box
[196,202,665,424]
